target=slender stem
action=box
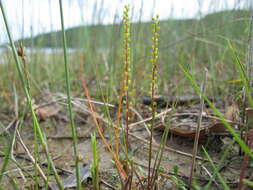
[148,16,159,189]
[189,68,208,189]
[58,1,81,189]
[123,6,131,153]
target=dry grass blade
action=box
[129,108,172,128]
[189,68,208,189]
[16,130,48,185]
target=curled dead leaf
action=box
[224,101,240,123]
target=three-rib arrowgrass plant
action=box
[145,16,174,190]
[122,5,131,153]
[0,2,64,190]
[147,15,160,190]
[112,7,135,185]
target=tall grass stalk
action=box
[58,0,81,189]
[189,69,208,189]
[17,43,40,189]
[0,2,64,189]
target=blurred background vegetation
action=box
[0,1,252,104]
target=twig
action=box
[129,106,157,144]
[8,152,73,176]
[55,94,116,108]
[0,119,18,135]
[1,119,29,183]
[47,135,110,140]
[100,179,117,190]
[200,165,221,189]
[9,120,27,182]
[129,108,172,128]
[3,165,33,175]
[16,130,49,185]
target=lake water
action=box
[0,46,83,64]
[0,46,82,55]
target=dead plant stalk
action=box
[189,68,208,188]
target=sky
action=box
[0,0,251,44]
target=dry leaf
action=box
[35,104,60,121]
[224,101,240,122]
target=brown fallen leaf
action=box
[224,100,240,123]
[34,104,60,121]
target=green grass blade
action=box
[228,41,253,108]
[58,0,81,189]
[91,133,100,190]
[0,138,11,183]
[243,179,253,187]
